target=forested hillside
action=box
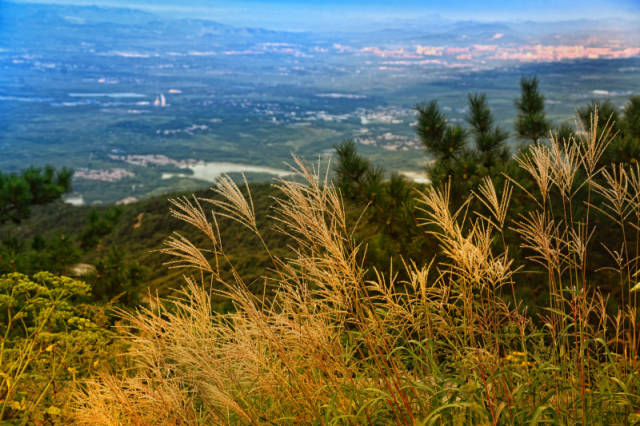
[1,183,293,304]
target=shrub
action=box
[0,272,115,423]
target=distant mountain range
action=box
[3,2,639,62]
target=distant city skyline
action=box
[11,0,640,31]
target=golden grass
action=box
[73,113,640,424]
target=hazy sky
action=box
[15,0,640,31]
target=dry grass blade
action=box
[474,176,513,229]
[549,133,581,198]
[160,232,213,273]
[417,183,513,289]
[624,162,640,225]
[203,173,258,234]
[567,223,594,268]
[576,107,616,177]
[416,181,469,239]
[271,156,350,258]
[590,164,631,224]
[512,211,561,269]
[169,195,217,246]
[515,144,552,204]
[73,373,208,425]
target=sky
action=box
[14,0,640,31]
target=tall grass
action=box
[74,116,640,424]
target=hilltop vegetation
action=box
[0,183,295,423]
[74,129,640,423]
[1,79,640,422]
[0,165,72,224]
[0,183,292,302]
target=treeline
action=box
[0,183,292,307]
[335,77,640,309]
[0,165,72,224]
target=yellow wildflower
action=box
[9,400,26,411]
[46,406,62,416]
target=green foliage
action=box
[466,93,509,170]
[333,141,428,250]
[415,100,466,161]
[0,272,115,423]
[87,246,148,306]
[554,121,575,143]
[415,94,510,204]
[602,132,640,165]
[577,98,620,135]
[0,234,80,275]
[0,182,293,306]
[588,97,640,165]
[80,207,122,249]
[623,94,640,140]
[333,139,377,199]
[514,76,550,145]
[0,166,72,224]
[337,87,640,313]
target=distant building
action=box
[153,93,167,107]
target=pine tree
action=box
[599,96,640,165]
[577,99,620,136]
[623,95,640,140]
[415,100,466,161]
[0,166,72,223]
[466,93,509,170]
[554,122,575,143]
[514,76,550,145]
[333,140,376,199]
